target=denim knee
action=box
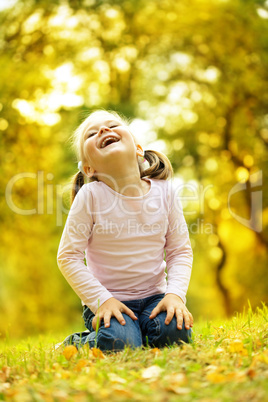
[96,326,127,351]
[82,306,94,331]
[145,312,192,347]
[96,314,142,352]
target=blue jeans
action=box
[82,293,192,351]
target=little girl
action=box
[57,110,193,351]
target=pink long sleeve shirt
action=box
[57,178,193,314]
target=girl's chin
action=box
[102,146,133,157]
[101,142,122,151]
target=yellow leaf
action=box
[52,390,68,400]
[84,366,96,375]
[215,347,225,354]
[206,372,226,384]
[113,386,134,398]
[261,350,268,364]
[205,364,221,373]
[0,383,10,393]
[99,389,110,398]
[235,357,243,367]
[62,345,78,360]
[75,359,88,372]
[141,365,163,379]
[52,362,60,370]
[164,373,187,386]
[166,386,191,395]
[108,373,126,384]
[0,384,17,399]
[229,339,245,354]
[253,350,268,365]
[0,367,11,382]
[92,348,105,359]
[60,370,71,379]
[226,371,246,382]
[151,348,161,355]
[247,368,257,379]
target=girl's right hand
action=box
[92,297,138,330]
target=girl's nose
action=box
[99,126,111,135]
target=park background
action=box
[0,0,267,339]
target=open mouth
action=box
[100,136,120,148]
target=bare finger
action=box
[184,309,194,329]
[183,310,191,330]
[189,312,194,327]
[175,309,184,329]
[113,310,126,326]
[103,311,112,328]
[149,306,161,319]
[165,307,175,325]
[122,305,138,321]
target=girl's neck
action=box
[100,173,150,197]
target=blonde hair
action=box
[70,109,173,203]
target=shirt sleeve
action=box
[164,181,193,304]
[57,185,113,314]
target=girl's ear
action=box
[84,165,96,178]
[136,144,144,157]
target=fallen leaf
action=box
[235,357,244,368]
[84,366,96,375]
[75,359,88,372]
[0,367,11,382]
[205,365,222,373]
[150,348,161,355]
[92,348,105,359]
[247,368,257,379]
[98,388,111,398]
[108,373,126,384]
[215,347,225,354]
[164,373,187,386]
[260,350,268,364]
[0,387,17,399]
[52,390,69,400]
[141,365,163,379]
[206,372,226,384]
[229,339,245,354]
[251,350,268,367]
[0,383,11,393]
[113,386,134,398]
[205,364,227,383]
[226,371,246,382]
[62,345,78,360]
[166,386,191,395]
[61,370,71,379]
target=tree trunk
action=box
[215,238,232,316]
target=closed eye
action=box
[86,131,97,138]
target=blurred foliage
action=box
[0,0,267,337]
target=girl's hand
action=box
[92,297,138,330]
[149,294,194,330]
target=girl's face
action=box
[82,113,143,178]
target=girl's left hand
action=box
[149,293,194,330]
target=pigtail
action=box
[71,171,85,205]
[141,150,173,180]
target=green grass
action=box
[1,303,268,401]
